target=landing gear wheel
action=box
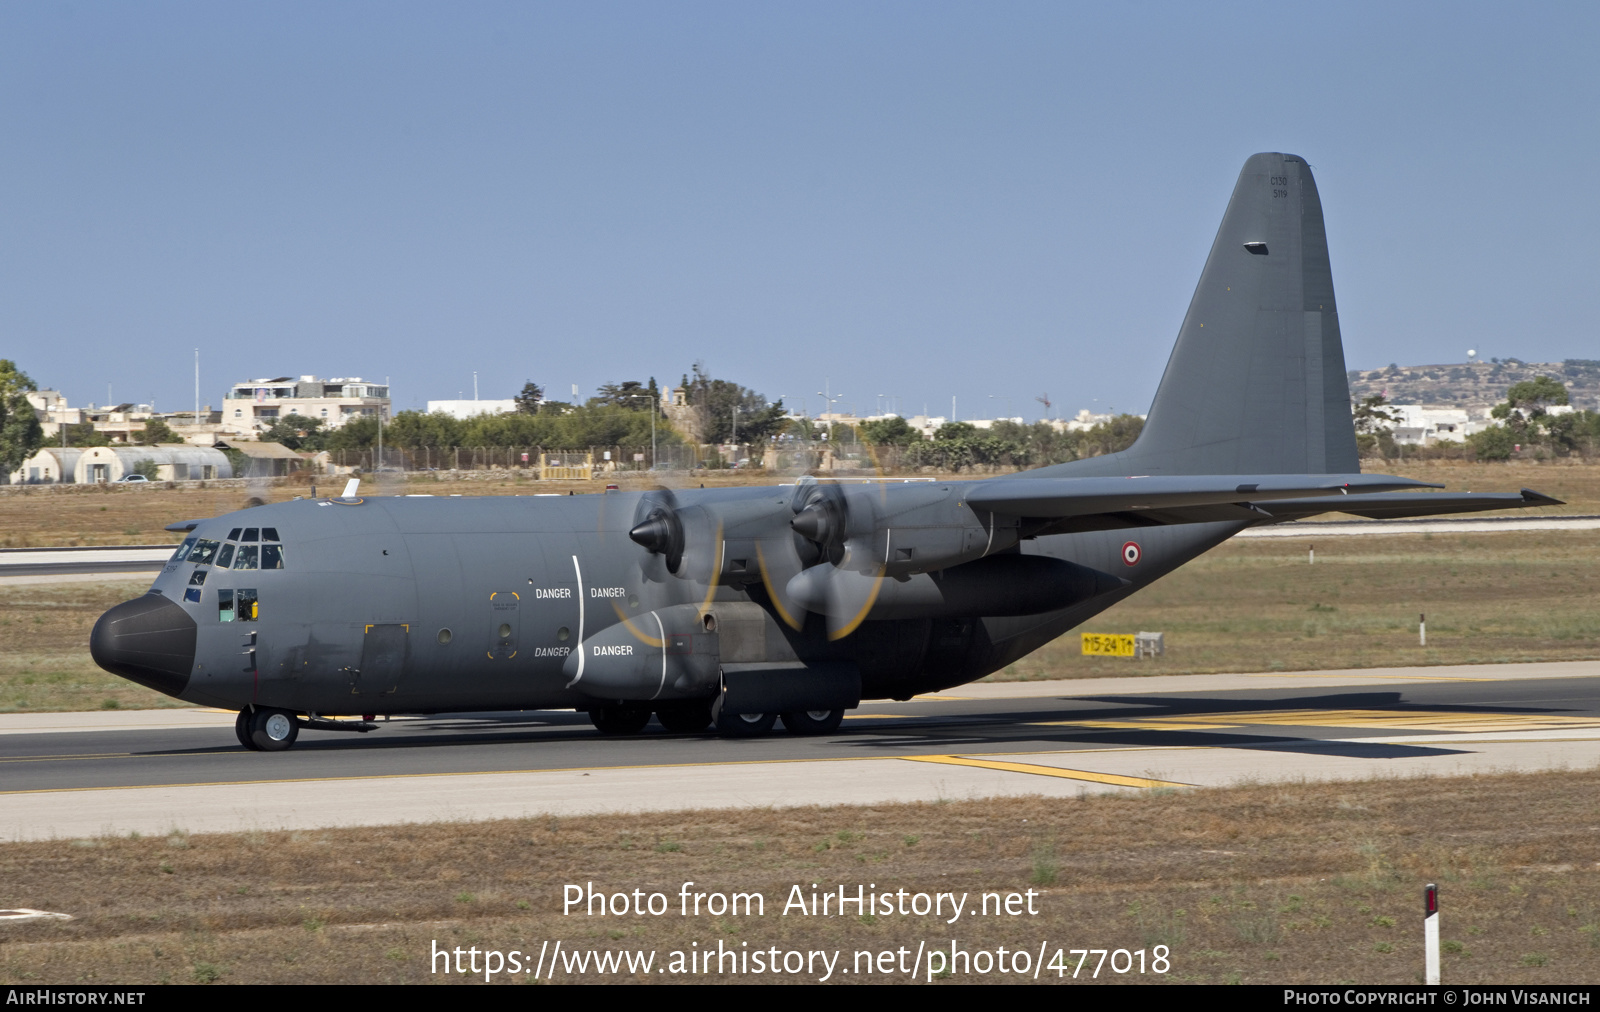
[247,707,299,752]
[780,709,844,735]
[655,701,714,733]
[715,710,776,737]
[235,709,260,751]
[589,703,652,735]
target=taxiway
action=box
[3,661,1596,842]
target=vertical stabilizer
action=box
[1040,153,1359,477]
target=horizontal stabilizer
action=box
[1255,488,1565,521]
[965,473,1438,519]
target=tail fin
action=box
[1048,152,1358,477]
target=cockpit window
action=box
[233,545,259,570]
[261,544,286,570]
[242,528,259,542]
[261,528,280,542]
[170,538,197,563]
[216,543,236,569]
[227,528,242,541]
[188,569,207,586]
[218,588,235,622]
[236,588,259,622]
[189,540,220,566]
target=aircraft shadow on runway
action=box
[112,688,1583,761]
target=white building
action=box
[8,447,83,485]
[1047,408,1135,433]
[224,376,390,432]
[425,399,517,420]
[74,445,233,483]
[1381,405,1495,445]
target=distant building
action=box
[1381,404,1496,446]
[426,399,517,420]
[214,440,310,477]
[224,376,390,432]
[74,445,233,483]
[1047,408,1135,433]
[23,391,84,438]
[8,447,84,485]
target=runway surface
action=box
[3,661,1596,842]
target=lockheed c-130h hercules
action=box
[91,153,1560,751]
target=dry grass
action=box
[990,528,1600,680]
[0,581,187,712]
[2,771,1597,984]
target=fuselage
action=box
[93,485,1248,715]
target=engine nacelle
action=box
[561,603,720,701]
[794,481,1020,578]
[787,553,1125,621]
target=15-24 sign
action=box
[1081,633,1135,657]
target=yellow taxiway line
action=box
[899,754,1189,789]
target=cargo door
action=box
[351,623,409,696]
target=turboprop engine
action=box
[560,602,721,701]
[787,479,1020,578]
[626,477,1117,638]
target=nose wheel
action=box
[236,707,300,752]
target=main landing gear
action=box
[235,707,299,752]
[586,703,844,738]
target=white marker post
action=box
[1424,883,1440,985]
[1308,543,1314,564]
[1419,613,1427,648]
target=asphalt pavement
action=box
[4,661,1596,841]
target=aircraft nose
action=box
[90,594,197,698]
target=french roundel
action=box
[1121,541,1142,566]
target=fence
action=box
[328,442,1032,476]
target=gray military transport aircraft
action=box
[91,153,1560,751]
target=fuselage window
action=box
[170,538,197,563]
[190,540,219,566]
[185,587,201,603]
[227,528,242,541]
[242,528,260,542]
[189,569,207,586]
[261,528,280,542]
[218,589,235,622]
[236,589,259,622]
[261,544,285,570]
[216,543,236,569]
[233,545,259,570]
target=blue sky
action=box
[4,2,1596,420]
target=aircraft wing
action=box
[1245,488,1564,521]
[962,478,1562,535]
[963,473,1438,518]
